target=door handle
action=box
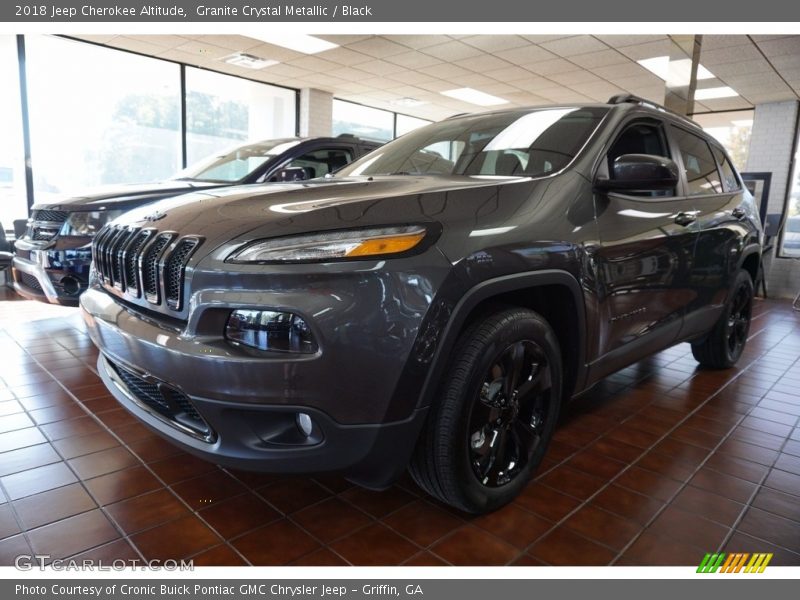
[732,207,746,220]
[674,212,697,227]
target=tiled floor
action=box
[1,286,799,566]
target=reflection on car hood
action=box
[116,174,542,255]
[32,180,221,211]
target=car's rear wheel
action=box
[410,307,562,514]
[691,269,754,368]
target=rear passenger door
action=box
[671,126,749,336]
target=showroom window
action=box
[332,99,394,142]
[396,113,432,137]
[693,110,753,172]
[185,68,297,165]
[780,126,800,258]
[0,36,28,230]
[25,35,182,202]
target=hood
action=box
[32,180,221,211]
[115,175,544,256]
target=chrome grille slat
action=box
[92,225,202,314]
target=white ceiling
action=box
[72,34,800,122]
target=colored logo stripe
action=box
[697,552,773,573]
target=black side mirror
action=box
[596,154,679,192]
[276,167,310,182]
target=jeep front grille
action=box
[28,209,69,242]
[93,225,202,312]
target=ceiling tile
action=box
[244,43,304,63]
[418,63,474,80]
[257,63,314,79]
[568,49,631,69]
[710,58,771,77]
[547,70,603,86]
[315,46,373,66]
[539,35,609,57]
[494,45,559,66]
[204,35,263,51]
[701,35,751,50]
[317,35,372,45]
[346,37,414,58]
[286,55,341,72]
[519,35,574,44]
[388,70,438,85]
[173,39,231,60]
[614,40,671,61]
[592,61,651,80]
[420,41,485,62]
[453,54,510,73]
[757,37,800,57]
[700,44,763,65]
[528,58,582,76]
[483,65,538,83]
[595,35,668,48]
[114,36,178,57]
[384,51,443,70]
[355,60,408,76]
[382,35,452,49]
[460,35,531,53]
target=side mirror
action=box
[596,154,679,192]
[275,167,310,182]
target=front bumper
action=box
[12,239,90,306]
[80,285,433,487]
[11,254,70,305]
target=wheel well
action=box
[459,284,582,402]
[741,252,760,284]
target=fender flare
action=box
[415,269,589,411]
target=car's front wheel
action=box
[691,269,754,368]
[410,307,562,514]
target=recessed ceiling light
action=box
[222,52,279,69]
[247,34,338,55]
[441,88,509,106]
[695,86,739,100]
[390,97,427,107]
[637,56,715,83]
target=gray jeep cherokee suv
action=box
[80,95,762,513]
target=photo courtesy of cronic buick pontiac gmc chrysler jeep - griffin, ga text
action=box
[79,95,761,513]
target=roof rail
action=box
[607,93,701,128]
[445,112,471,120]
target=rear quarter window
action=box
[670,125,723,195]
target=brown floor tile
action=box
[68,446,140,479]
[40,416,103,441]
[27,509,119,559]
[52,430,119,460]
[471,503,552,549]
[290,548,348,566]
[232,519,320,565]
[403,551,449,566]
[751,487,800,523]
[515,483,582,521]
[566,450,627,480]
[13,483,97,529]
[85,466,163,505]
[648,506,730,550]
[330,522,419,565]
[704,453,770,484]
[621,530,706,566]
[105,489,190,534]
[563,504,641,551]
[257,478,331,514]
[293,497,372,544]
[587,437,644,463]
[724,530,800,566]
[689,468,759,503]
[29,404,86,425]
[730,426,786,451]
[148,453,218,484]
[340,485,416,518]
[671,485,745,527]
[199,492,280,539]
[0,535,32,566]
[0,427,47,453]
[131,515,220,560]
[615,466,683,502]
[0,504,20,539]
[590,484,664,525]
[737,507,800,554]
[0,442,60,477]
[96,408,138,429]
[171,470,246,510]
[635,451,697,482]
[126,436,183,463]
[528,526,616,565]
[190,544,248,566]
[539,465,606,500]
[17,391,73,411]
[1,461,77,500]
[430,525,518,566]
[69,538,140,562]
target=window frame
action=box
[667,122,726,199]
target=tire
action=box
[691,269,754,369]
[410,307,562,514]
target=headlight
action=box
[226,310,318,353]
[61,210,124,237]
[226,225,430,263]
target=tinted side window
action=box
[670,126,722,195]
[279,148,353,180]
[710,145,740,192]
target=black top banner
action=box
[3,0,800,22]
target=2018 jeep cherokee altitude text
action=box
[81,96,762,513]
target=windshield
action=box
[175,138,302,183]
[338,107,608,179]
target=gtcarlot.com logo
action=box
[697,552,773,573]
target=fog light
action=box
[225,310,318,353]
[296,412,313,437]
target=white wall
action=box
[299,88,333,137]
[745,100,800,299]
